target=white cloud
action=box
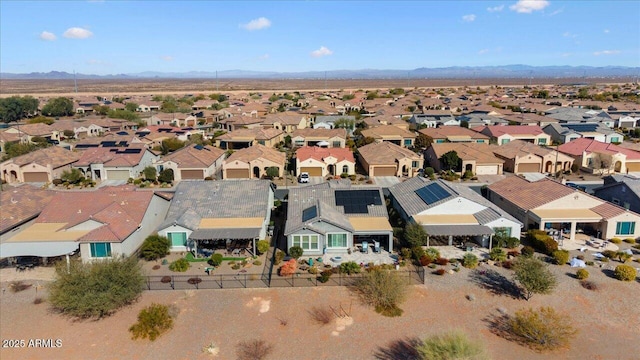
[63,27,93,39]
[240,17,271,31]
[310,46,333,58]
[39,31,56,41]
[462,14,476,22]
[509,0,550,13]
[487,5,504,12]
[161,55,173,62]
[563,32,578,38]
[478,49,489,55]
[593,50,621,56]
[604,29,610,34]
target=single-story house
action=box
[290,128,348,148]
[313,115,356,129]
[284,183,393,255]
[360,125,416,148]
[424,143,504,175]
[0,185,56,241]
[1,146,81,184]
[156,144,226,181]
[262,113,309,133]
[418,126,490,144]
[487,176,640,241]
[358,141,423,177]
[389,177,522,248]
[295,146,355,177]
[543,123,623,144]
[73,143,157,181]
[156,180,274,254]
[222,144,286,179]
[215,128,284,150]
[473,125,551,146]
[491,139,574,174]
[557,138,640,174]
[409,111,458,128]
[593,175,639,213]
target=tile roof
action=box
[361,125,415,139]
[558,138,640,160]
[290,128,347,140]
[429,143,504,164]
[491,140,573,162]
[0,185,57,233]
[295,146,354,163]
[9,123,52,136]
[488,177,575,210]
[4,146,81,168]
[358,141,420,165]
[75,143,150,167]
[217,127,283,141]
[160,145,225,168]
[225,143,286,165]
[419,126,489,140]
[475,125,546,137]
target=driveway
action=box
[372,176,400,188]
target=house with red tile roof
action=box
[473,125,551,146]
[558,138,640,174]
[0,186,170,262]
[1,146,81,183]
[294,146,355,177]
[488,176,640,241]
[0,185,56,239]
[73,143,157,181]
[157,144,226,181]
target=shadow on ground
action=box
[373,337,422,360]
[469,268,522,299]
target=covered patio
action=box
[423,224,495,249]
[530,208,603,242]
[188,217,265,257]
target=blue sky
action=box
[1,1,639,75]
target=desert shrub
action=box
[513,257,557,301]
[616,251,633,263]
[288,245,303,259]
[462,253,479,269]
[187,277,202,285]
[506,307,577,351]
[435,257,449,266]
[139,234,171,261]
[416,331,488,360]
[308,306,334,325]
[275,249,285,265]
[52,178,63,186]
[419,254,432,267]
[279,259,297,276]
[435,268,446,275]
[169,258,190,272]
[257,240,270,254]
[33,297,44,305]
[231,263,241,270]
[48,257,144,318]
[502,260,514,269]
[526,230,557,255]
[610,237,622,244]
[507,250,520,258]
[208,253,223,266]
[623,238,636,244]
[633,244,640,250]
[521,246,535,257]
[495,236,520,249]
[411,246,426,263]
[400,248,412,261]
[489,248,507,262]
[425,247,440,262]
[585,261,595,266]
[424,167,435,178]
[580,280,598,291]
[576,269,589,280]
[129,303,175,341]
[602,250,617,259]
[614,264,637,281]
[253,260,262,266]
[9,281,32,292]
[236,339,273,360]
[318,270,332,283]
[157,168,174,183]
[353,268,408,317]
[552,250,570,265]
[340,261,361,275]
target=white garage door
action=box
[475,165,498,175]
[106,169,131,180]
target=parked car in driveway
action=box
[298,172,309,183]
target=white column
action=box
[570,222,577,241]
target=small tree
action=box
[62,129,75,139]
[288,245,303,259]
[353,268,408,317]
[404,222,427,248]
[265,166,279,179]
[61,168,84,184]
[209,253,223,266]
[440,150,461,172]
[417,331,488,360]
[507,307,577,351]
[257,240,270,255]
[139,234,171,261]
[125,102,139,112]
[129,303,174,341]
[513,257,557,301]
[143,166,157,181]
[169,258,190,272]
[157,168,174,183]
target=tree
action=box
[353,268,408,317]
[129,303,175,341]
[42,97,73,117]
[356,136,375,147]
[404,222,427,248]
[460,120,469,128]
[125,102,139,112]
[417,331,488,360]
[283,135,292,147]
[61,168,83,184]
[577,87,590,99]
[513,257,557,300]
[161,138,185,154]
[158,168,174,183]
[108,109,140,121]
[139,234,170,261]
[92,105,110,115]
[1,142,45,161]
[0,96,39,123]
[257,240,270,255]
[62,129,75,139]
[334,117,356,130]
[414,133,432,150]
[289,245,303,259]
[143,166,157,181]
[440,150,461,172]
[48,256,145,318]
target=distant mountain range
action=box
[1,65,638,80]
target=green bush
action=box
[424,167,435,178]
[521,246,535,257]
[340,261,361,275]
[506,307,577,351]
[288,245,303,259]
[48,257,144,318]
[129,303,175,341]
[526,230,557,255]
[412,246,426,262]
[495,236,520,249]
[253,260,262,266]
[353,269,408,317]
[489,248,507,262]
[462,253,479,269]
[514,257,557,300]
[610,237,622,244]
[417,331,488,360]
[552,250,570,265]
[169,258,190,272]
[257,240,270,255]
[614,264,637,281]
[275,249,285,265]
[318,270,332,283]
[425,247,440,262]
[139,234,171,261]
[209,253,223,266]
[602,250,617,259]
[576,269,589,280]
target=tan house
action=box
[492,140,574,174]
[222,144,286,179]
[290,128,348,148]
[295,146,355,177]
[358,141,423,177]
[419,126,490,144]
[263,113,309,133]
[4,123,54,143]
[425,143,504,175]
[1,146,80,183]
[558,138,640,174]
[157,145,226,181]
[361,125,416,148]
[215,128,284,150]
[473,125,551,146]
[488,176,640,241]
[218,115,265,131]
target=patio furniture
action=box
[374,241,380,253]
[361,241,369,254]
[205,267,214,275]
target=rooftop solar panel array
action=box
[562,123,599,132]
[302,205,317,222]
[415,183,452,205]
[334,190,382,214]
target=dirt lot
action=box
[1,261,638,360]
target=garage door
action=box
[626,162,640,171]
[475,165,498,175]
[517,163,540,173]
[372,166,396,176]
[226,169,250,179]
[181,169,203,180]
[106,169,130,180]
[300,167,322,176]
[23,172,49,182]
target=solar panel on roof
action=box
[335,189,381,214]
[563,123,599,132]
[302,205,317,222]
[415,183,452,205]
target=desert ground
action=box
[1,77,635,97]
[1,260,639,360]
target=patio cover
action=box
[348,217,392,232]
[530,209,602,221]
[423,224,494,237]
[189,228,261,240]
[0,241,79,258]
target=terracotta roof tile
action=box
[488,177,573,209]
[0,185,56,233]
[296,146,354,163]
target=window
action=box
[611,137,619,143]
[615,222,635,235]
[258,140,265,145]
[493,227,512,238]
[90,243,112,258]
[412,161,419,168]
[538,138,546,145]
[332,141,341,148]
[168,232,187,247]
[624,202,630,210]
[436,139,444,143]
[342,165,349,174]
[404,139,412,146]
[292,234,319,251]
[501,139,511,145]
[612,198,620,205]
[327,233,347,248]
